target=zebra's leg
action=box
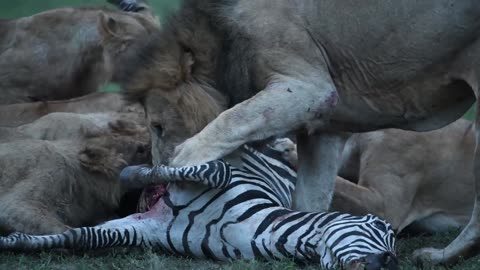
[108,0,150,13]
[119,160,233,189]
[107,0,159,26]
[0,215,159,251]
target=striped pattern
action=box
[132,160,233,189]
[0,142,396,269]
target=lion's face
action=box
[143,82,226,165]
[144,91,190,165]
[120,17,225,166]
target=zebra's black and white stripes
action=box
[120,159,233,189]
[0,141,397,269]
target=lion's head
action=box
[119,7,227,165]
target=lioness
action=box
[0,131,150,235]
[117,0,480,264]
[0,92,143,127]
[0,111,146,143]
[249,122,475,235]
[332,119,474,234]
[0,0,159,104]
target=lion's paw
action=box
[412,247,446,267]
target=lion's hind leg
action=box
[0,199,69,236]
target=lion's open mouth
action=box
[137,184,167,212]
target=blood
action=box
[133,184,169,220]
[143,184,168,210]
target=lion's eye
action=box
[152,124,164,137]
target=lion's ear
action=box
[79,146,127,177]
[98,12,121,40]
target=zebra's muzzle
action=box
[347,252,398,270]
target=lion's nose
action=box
[363,252,398,270]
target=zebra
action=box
[0,139,397,269]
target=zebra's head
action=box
[313,213,397,270]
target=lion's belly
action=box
[327,71,475,132]
[227,0,479,132]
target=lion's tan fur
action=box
[328,118,475,234]
[0,110,146,143]
[253,119,474,234]
[0,128,150,235]
[119,6,228,164]
[0,3,159,105]
[0,93,144,127]
[115,0,480,264]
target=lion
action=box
[0,111,146,143]
[0,92,143,127]
[0,109,148,143]
[0,128,151,236]
[266,120,474,235]
[332,118,475,234]
[116,0,480,264]
[0,0,159,105]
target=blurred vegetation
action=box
[0,0,180,21]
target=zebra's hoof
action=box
[119,164,150,187]
[107,0,145,12]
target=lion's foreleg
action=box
[170,70,339,168]
[330,176,386,219]
[293,132,349,212]
[413,97,480,265]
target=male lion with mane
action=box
[117,0,480,265]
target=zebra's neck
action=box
[252,210,338,267]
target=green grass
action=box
[1,230,480,270]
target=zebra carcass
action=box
[0,140,397,270]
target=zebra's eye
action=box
[372,220,386,231]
